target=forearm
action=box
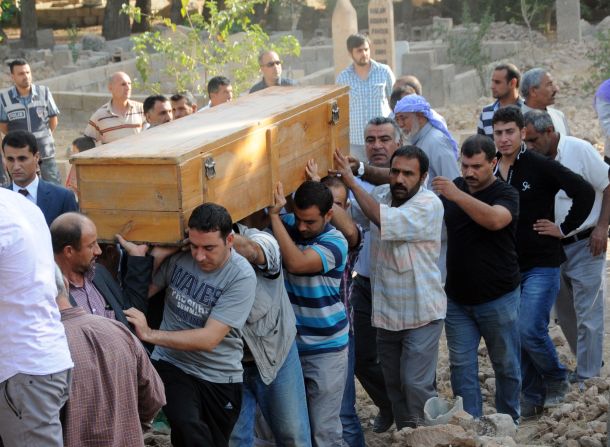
[331,204,360,248]
[142,327,220,352]
[269,214,309,272]
[596,185,610,229]
[453,191,511,230]
[232,235,265,265]
[345,178,381,227]
[49,116,58,133]
[361,165,390,186]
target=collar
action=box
[105,99,133,117]
[60,306,87,321]
[9,84,36,100]
[410,122,432,144]
[12,174,39,202]
[555,134,566,161]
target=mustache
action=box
[464,176,477,181]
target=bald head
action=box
[108,71,132,102]
[51,212,93,254]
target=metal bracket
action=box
[204,157,216,179]
[329,101,339,125]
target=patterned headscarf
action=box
[595,78,610,104]
[394,94,458,159]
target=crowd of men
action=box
[1,31,610,447]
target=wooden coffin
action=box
[71,85,350,244]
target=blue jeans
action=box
[520,267,568,405]
[445,287,521,422]
[229,341,311,447]
[340,334,365,447]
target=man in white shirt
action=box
[520,68,570,136]
[0,188,73,446]
[524,110,610,382]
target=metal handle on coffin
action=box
[329,100,339,125]
[204,157,216,179]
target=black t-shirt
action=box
[497,147,594,271]
[443,177,521,305]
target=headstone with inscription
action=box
[556,0,581,43]
[368,0,395,72]
[332,0,358,78]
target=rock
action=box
[81,34,106,52]
[476,435,517,447]
[595,16,610,34]
[579,436,603,447]
[448,409,475,430]
[395,424,467,447]
[585,385,598,398]
[514,425,541,443]
[477,414,516,437]
[52,50,72,71]
[540,432,555,443]
[565,426,587,439]
[584,377,609,391]
[555,422,569,436]
[566,440,580,447]
[36,29,55,49]
[484,377,495,392]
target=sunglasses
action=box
[263,60,282,68]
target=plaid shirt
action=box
[369,185,446,331]
[336,60,395,145]
[69,265,116,320]
[60,307,165,447]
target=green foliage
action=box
[0,0,16,22]
[67,25,79,64]
[585,30,610,92]
[444,4,493,87]
[123,0,300,96]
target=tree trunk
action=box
[20,0,37,48]
[132,0,151,32]
[103,0,130,40]
[170,0,184,24]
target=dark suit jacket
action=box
[37,179,78,226]
[90,256,153,329]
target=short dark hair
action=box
[461,134,497,161]
[188,203,233,239]
[2,130,38,155]
[143,95,168,114]
[9,59,28,74]
[389,145,429,176]
[321,175,348,199]
[492,105,524,129]
[72,136,96,152]
[170,91,196,106]
[207,76,231,96]
[346,33,369,52]
[50,213,84,254]
[390,86,414,112]
[294,180,334,216]
[365,116,402,143]
[494,63,521,88]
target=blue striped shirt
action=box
[336,60,395,145]
[280,214,349,355]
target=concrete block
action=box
[53,92,83,110]
[402,50,435,83]
[482,41,519,61]
[427,63,455,108]
[449,69,483,105]
[53,50,73,71]
[81,93,110,114]
[299,67,335,86]
[394,41,410,77]
[432,16,453,33]
[37,29,55,49]
[556,0,581,43]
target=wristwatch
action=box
[356,161,365,177]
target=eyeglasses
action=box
[263,60,282,68]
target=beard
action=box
[404,119,421,144]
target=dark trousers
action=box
[351,274,393,415]
[154,360,242,447]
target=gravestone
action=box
[332,0,358,78]
[556,0,581,43]
[368,0,395,71]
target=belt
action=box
[561,227,593,246]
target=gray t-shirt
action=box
[151,250,256,383]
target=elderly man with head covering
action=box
[595,78,610,164]
[394,94,459,179]
[393,94,459,283]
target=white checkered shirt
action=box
[336,60,395,145]
[369,185,447,331]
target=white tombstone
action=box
[332,0,358,78]
[368,0,395,72]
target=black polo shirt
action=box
[443,177,521,305]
